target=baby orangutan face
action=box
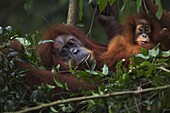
[135,19,152,46]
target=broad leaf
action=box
[136,0,142,12]
[155,0,163,19]
[98,0,108,13]
[149,47,160,57]
[102,64,109,76]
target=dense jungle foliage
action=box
[0,0,170,112]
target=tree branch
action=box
[157,66,170,73]
[66,0,78,25]
[14,84,170,113]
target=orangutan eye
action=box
[61,47,69,55]
[145,27,151,33]
[68,39,75,46]
[138,27,144,33]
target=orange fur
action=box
[38,24,106,70]
[102,13,158,69]
[1,24,107,99]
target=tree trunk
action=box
[66,0,78,25]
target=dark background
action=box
[0,0,169,44]
[0,0,108,44]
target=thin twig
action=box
[142,0,149,13]
[87,3,97,37]
[14,84,170,113]
[157,66,170,73]
[120,93,157,112]
[134,97,141,113]
[13,88,29,112]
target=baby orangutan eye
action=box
[145,27,151,33]
[138,27,144,33]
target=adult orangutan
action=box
[1,24,107,99]
[37,24,106,70]
[102,13,165,69]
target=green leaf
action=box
[51,67,57,73]
[153,75,164,86]
[145,64,156,75]
[7,52,19,57]
[98,0,108,13]
[140,61,151,67]
[135,54,150,60]
[0,26,2,34]
[77,70,94,83]
[149,47,160,57]
[24,0,33,12]
[102,64,109,75]
[64,83,69,91]
[136,0,142,12]
[68,60,75,74]
[6,100,14,110]
[90,60,96,72]
[141,48,148,55]
[161,50,170,57]
[30,90,38,102]
[38,40,54,45]
[115,60,124,73]
[88,0,93,4]
[87,100,95,109]
[5,26,13,31]
[62,104,74,112]
[120,0,132,20]
[155,0,163,19]
[50,106,58,112]
[79,0,83,21]
[55,64,61,72]
[46,84,55,89]
[108,0,116,6]
[98,86,104,95]
[15,37,31,46]
[157,58,169,64]
[86,70,99,75]
[54,78,63,88]
[108,106,113,113]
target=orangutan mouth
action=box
[79,53,91,65]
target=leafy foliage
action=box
[0,26,51,112]
[155,0,163,19]
[0,25,170,113]
[89,0,163,21]
[0,0,169,112]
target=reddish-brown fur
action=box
[144,0,170,29]
[13,60,96,99]
[9,40,96,87]
[143,0,170,50]
[38,24,106,70]
[3,25,107,99]
[102,13,161,69]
